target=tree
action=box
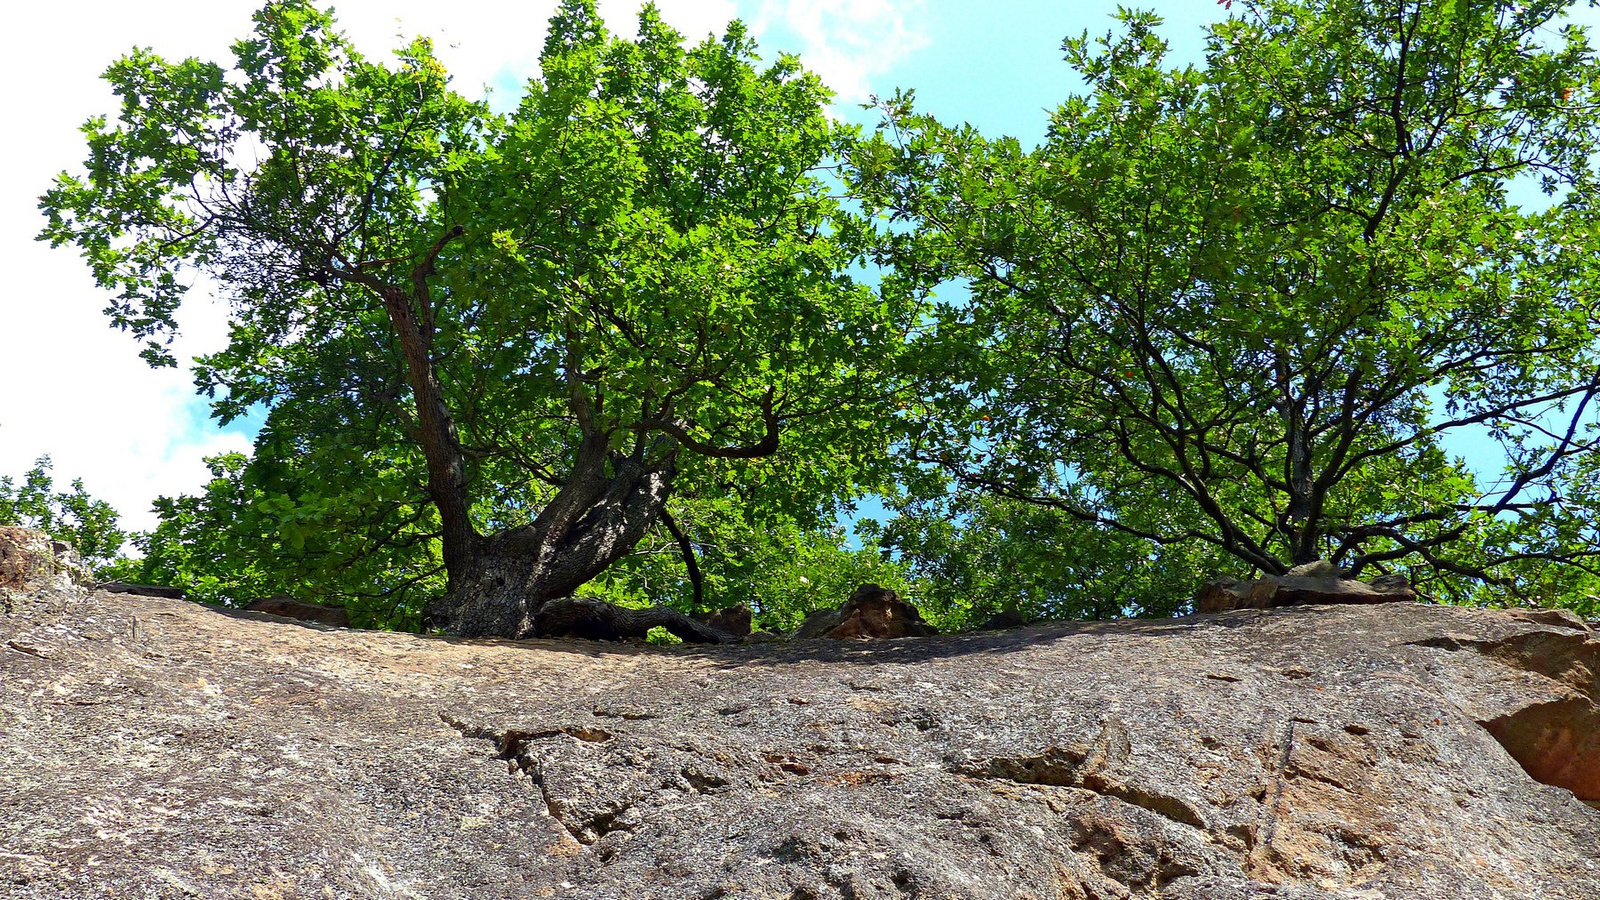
[0,457,127,573]
[868,491,1222,623]
[113,452,446,628]
[850,0,1600,604]
[578,498,916,632]
[43,0,907,637]
[122,452,910,632]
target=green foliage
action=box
[574,495,914,631]
[42,0,911,627]
[0,456,127,573]
[870,488,1223,624]
[700,518,914,633]
[851,0,1600,610]
[117,452,442,628]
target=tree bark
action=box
[337,227,477,580]
[531,597,736,643]
[423,454,677,638]
[659,507,704,608]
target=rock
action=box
[977,608,1031,631]
[693,603,753,637]
[0,526,87,615]
[1196,567,1416,613]
[5,569,1600,898]
[1286,559,1349,578]
[243,594,352,628]
[97,581,187,600]
[793,583,939,640]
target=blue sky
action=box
[1,0,1591,531]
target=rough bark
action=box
[659,508,704,608]
[423,455,676,638]
[357,229,477,580]
[532,597,737,644]
[243,595,351,628]
[95,581,186,600]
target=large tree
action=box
[851,0,1600,602]
[43,0,906,637]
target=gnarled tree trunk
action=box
[423,454,676,638]
[355,230,774,640]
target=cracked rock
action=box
[3,528,1599,898]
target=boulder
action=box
[793,583,938,639]
[0,526,87,615]
[1197,564,1416,614]
[243,595,352,628]
[693,603,754,637]
[977,608,1031,631]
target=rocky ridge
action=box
[3,528,1599,899]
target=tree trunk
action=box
[351,231,716,641]
[423,455,676,638]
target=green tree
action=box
[115,452,445,628]
[870,489,1222,624]
[43,0,908,636]
[0,456,127,573]
[577,498,915,632]
[851,0,1600,605]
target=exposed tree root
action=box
[531,597,738,644]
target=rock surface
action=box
[3,530,1600,898]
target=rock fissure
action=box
[1081,777,1207,831]
[440,710,615,755]
[1253,721,1297,859]
[440,711,634,845]
[958,741,1207,833]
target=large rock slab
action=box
[3,531,1598,898]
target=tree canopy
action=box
[43,0,1600,631]
[0,457,126,574]
[851,0,1600,608]
[42,0,909,636]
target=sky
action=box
[1,0,1590,534]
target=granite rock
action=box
[2,529,1598,899]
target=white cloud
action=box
[0,0,919,534]
[330,0,740,105]
[751,0,930,103]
